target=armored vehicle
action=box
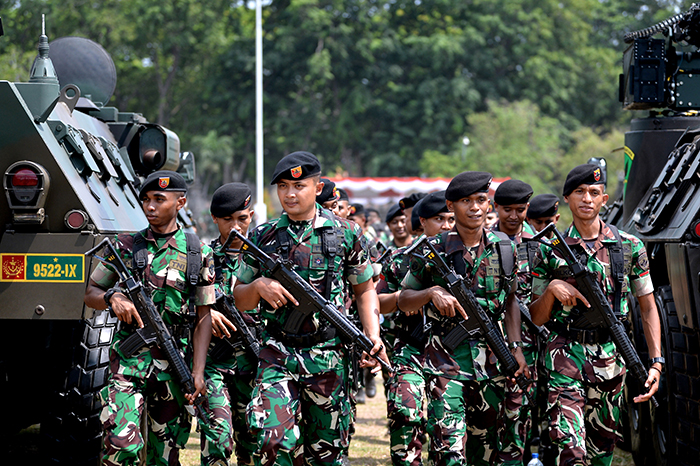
[604,4,700,465]
[0,18,195,465]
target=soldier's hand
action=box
[255,277,299,310]
[428,286,467,319]
[634,366,661,403]
[186,373,207,405]
[510,347,531,381]
[110,293,144,328]
[360,334,390,375]
[211,310,236,338]
[548,280,590,308]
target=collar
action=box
[442,227,493,256]
[142,226,185,253]
[275,204,333,232]
[564,219,617,253]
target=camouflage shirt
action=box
[236,206,373,347]
[401,228,517,381]
[91,227,216,380]
[531,221,654,382]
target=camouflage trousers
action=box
[499,330,539,465]
[99,355,191,466]
[387,338,428,466]
[199,353,257,466]
[246,342,352,466]
[426,375,506,466]
[546,371,625,466]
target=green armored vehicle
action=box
[0,19,195,465]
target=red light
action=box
[695,222,700,238]
[66,211,88,229]
[12,169,38,187]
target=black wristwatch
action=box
[104,287,121,306]
[650,357,665,367]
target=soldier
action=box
[526,193,561,236]
[337,188,351,219]
[399,192,427,236]
[84,170,215,466]
[380,190,453,466]
[232,151,388,466]
[385,203,412,251]
[317,177,341,215]
[490,180,540,465]
[399,172,529,466]
[530,164,662,465]
[199,182,259,466]
[485,199,499,230]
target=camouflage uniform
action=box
[199,238,260,466]
[236,206,373,466]
[401,229,517,466]
[91,228,216,466]
[377,243,429,466]
[493,221,540,465]
[531,222,654,466]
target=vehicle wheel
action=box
[652,285,700,466]
[624,295,654,465]
[41,309,117,465]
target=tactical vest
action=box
[132,229,202,321]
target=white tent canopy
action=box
[332,176,507,206]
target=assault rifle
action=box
[518,298,550,340]
[85,238,208,421]
[405,236,534,405]
[532,223,658,407]
[230,229,394,373]
[209,229,262,360]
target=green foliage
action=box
[0,0,684,221]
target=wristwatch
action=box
[508,340,523,350]
[104,287,121,306]
[650,357,665,367]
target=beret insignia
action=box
[159,177,170,189]
[594,168,601,182]
[291,166,302,178]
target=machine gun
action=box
[405,236,534,405]
[532,223,658,407]
[85,238,208,420]
[230,229,394,373]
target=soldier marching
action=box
[86,155,662,466]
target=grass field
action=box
[4,377,635,465]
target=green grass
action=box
[0,382,634,465]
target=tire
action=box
[624,295,654,465]
[652,285,700,466]
[41,309,118,465]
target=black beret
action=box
[139,170,187,199]
[316,178,340,204]
[562,163,605,196]
[349,203,365,217]
[270,151,321,185]
[445,171,492,201]
[211,182,252,217]
[494,179,533,206]
[527,193,560,219]
[337,188,349,202]
[385,203,403,223]
[411,202,422,231]
[399,192,427,210]
[416,190,448,219]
